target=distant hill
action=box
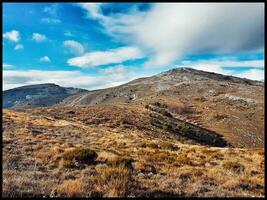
[3,83,87,109]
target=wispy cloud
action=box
[41,17,61,24]
[180,59,264,69]
[3,63,14,69]
[63,40,84,55]
[14,44,24,50]
[42,4,61,25]
[3,30,20,42]
[176,58,264,81]
[236,69,264,81]
[40,56,51,62]
[100,65,127,74]
[44,4,59,17]
[3,67,140,91]
[67,46,143,68]
[78,3,264,68]
[32,33,47,42]
[64,31,74,37]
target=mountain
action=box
[3,83,87,109]
[58,67,263,106]
[3,67,264,197]
[56,67,264,148]
[3,68,264,148]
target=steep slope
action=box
[3,83,87,109]
[58,68,264,148]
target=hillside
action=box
[4,68,264,148]
[3,83,87,109]
[3,105,264,197]
[2,67,264,197]
[57,68,264,148]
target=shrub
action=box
[56,179,86,197]
[140,142,160,149]
[152,102,167,108]
[135,162,157,174]
[176,153,193,165]
[159,109,173,118]
[148,151,175,163]
[108,156,134,171]
[213,114,228,121]
[92,165,132,197]
[160,142,179,151]
[222,161,245,173]
[167,104,195,115]
[177,122,191,135]
[60,148,97,168]
[194,97,207,102]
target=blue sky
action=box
[3,3,264,90]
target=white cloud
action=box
[78,3,105,20]
[189,64,232,76]
[176,58,264,81]
[40,56,51,63]
[3,68,140,91]
[67,46,143,68]
[44,4,59,17]
[14,44,24,50]
[213,60,264,68]
[236,69,264,81]
[64,31,74,37]
[180,59,264,69]
[3,30,20,42]
[100,65,127,74]
[41,17,61,24]
[63,40,84,55]
[3,63,14,69]
[78,3,264,68]
[32,33,47,42]
[42,4,61,24]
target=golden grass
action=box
[56,179,86,197]
[2,108,265,197]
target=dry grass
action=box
[91,165,132,197]
[2,107,265,197]
[60,148,97,168]
[56,179,86,197]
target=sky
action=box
[3,3,264,90]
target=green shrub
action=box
[177,122,191,135]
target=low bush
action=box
[160,142,179,151]
[177,122,192,135]
[222,161,245,173]
[60,148,97,168]
[213,114,228,121]
[167,104,195,115]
